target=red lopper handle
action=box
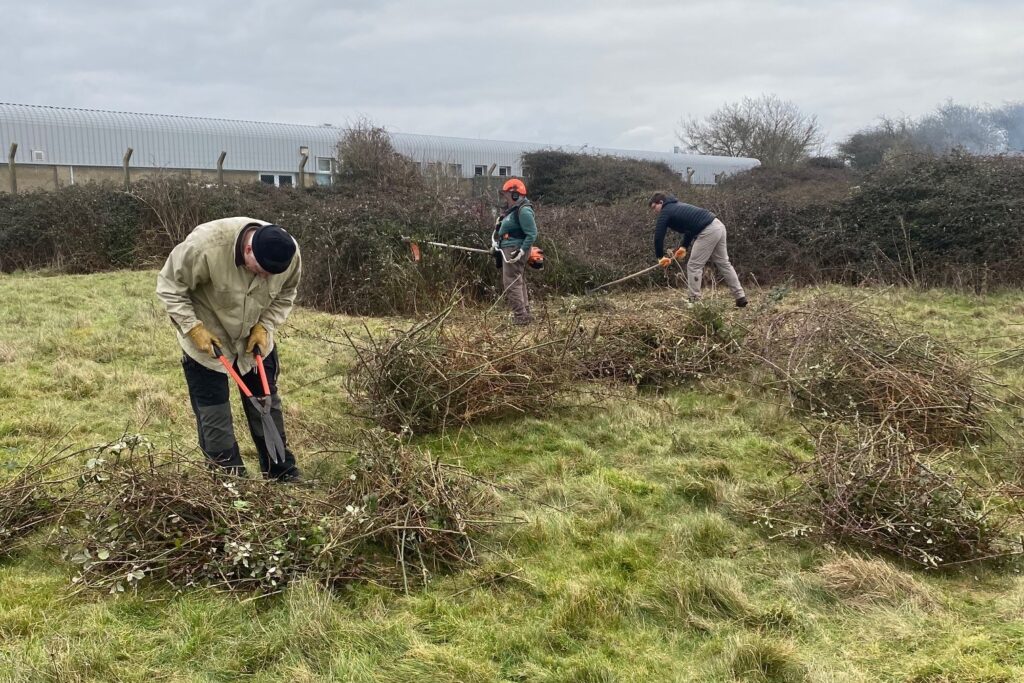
[212,345,254,398]
[252,346,272,397]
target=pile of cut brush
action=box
[754,422,1021,568]
[571,300,744,388]
[346,302,745,434]
[746,296,990,447]
[345,309,587,434]
[0,450,81,558]
[0,432,502,595]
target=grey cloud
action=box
[4,0,1023,151]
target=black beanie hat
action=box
[251,224,297,274]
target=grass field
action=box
[1,270,1023,682]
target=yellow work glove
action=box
[187,322,222,356]
[658,257,672,268]
[674,246,687,260]
[245,323,269,355]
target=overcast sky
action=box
[4,0,1022,152]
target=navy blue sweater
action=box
[653,196,716,257]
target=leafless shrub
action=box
[421,162,466,198]
[130,174,211,247]
[1,466,64,557]
[754,422,1020,568]
[335,119,423,193]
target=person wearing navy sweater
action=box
[649,192,747,307]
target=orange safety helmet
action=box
[501,178,527,196]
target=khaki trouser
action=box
[686,219,746,301]
[500,247,532,324]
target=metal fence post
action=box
[123,147,134,191]
[298,147,309,188]
[8,143,17,194]
[217,151,226,187]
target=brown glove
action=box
[674,246,687,260]
[658,257,672,268]
[245,323,269,354]
[187,322,222,356]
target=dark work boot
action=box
[736,297,749,308]
[206,444,248,477]
[274,462,303,484]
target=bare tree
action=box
[678,94,823,167]
[991,101,1024,152]
[840,100,1019,170]
[335,118,421,191]
[910,100,1005,155]
[838,117,915,170]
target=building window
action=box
[32,150,45,161]
[498,166,511,177]
[259,173,295,187]
[315,157,334,186]
[448,163,462,176]
[474,165,487,177]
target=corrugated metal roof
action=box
[0,103,759,183]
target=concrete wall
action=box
[0,165,305,192]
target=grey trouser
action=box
[500,247,532,323]
[686,219,746,301]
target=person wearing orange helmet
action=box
[493,178,538,324]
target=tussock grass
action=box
[721,634,809,683]
[669,512,741,558]
[818,553,935,608]
[657,565,756,630]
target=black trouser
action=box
[182,347,298,479]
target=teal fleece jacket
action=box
[497,202,538,251]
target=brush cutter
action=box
[212,344,286,465]
[586,247,687,295]
[402,237,545,269]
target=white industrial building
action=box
[1,103,760,191]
